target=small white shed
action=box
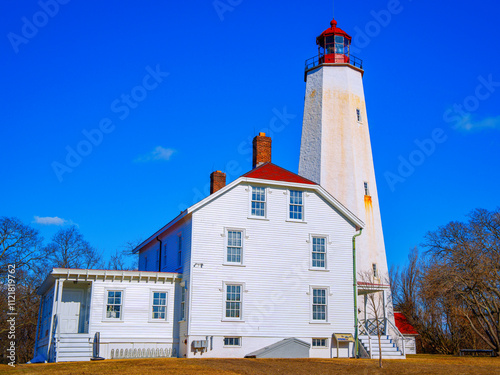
[34,268,181,362]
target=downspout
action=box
[156,236,163,272]
[353,228,363,358]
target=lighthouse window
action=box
[325,36,335,54]
[364,182,370,196]
[335,36,344,54]
[372,263,379,278]
[357,109,362,123]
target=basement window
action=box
[224,337,241,347]
[312,338,328,348]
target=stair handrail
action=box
[359,320,374,359]
[357,320,369,359]
[386,318,406,357]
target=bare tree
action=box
[424,208,500,356]
[106,248,137,270]
[0,217,46,364]
[0,217,44,271]
[45,226,103,269]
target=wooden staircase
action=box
[56,334,92,362]
[358,335,405,359]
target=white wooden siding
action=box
[89,280,176,343]
[189,183,357,357]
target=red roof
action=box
[242,163,317,185]
[394,313,419,335]
[317,19,352,47]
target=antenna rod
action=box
[333,0,335,19]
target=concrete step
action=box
[58,357,91,362]
[58,347,92,353]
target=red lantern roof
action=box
[317,19,352,47]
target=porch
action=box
[356,281,406,359]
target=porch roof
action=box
[357,281,391,295]
[37,268,182,295]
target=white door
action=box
[60,289,84,334]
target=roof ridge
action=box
[242,162,317,185]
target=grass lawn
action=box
[2,355,500,375]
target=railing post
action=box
[368,335,372,359]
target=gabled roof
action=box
[394,313,419,335]
[133,163,364,253]
[242,163,317,185]
[245,337,310,358]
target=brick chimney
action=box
[253,132,272,168]
[210,171,226,194]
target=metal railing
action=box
[361,318,387,336]
[305,53,363,71]
[358,318,406,358]
[387,318,406,357]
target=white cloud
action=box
[454,114,500,132]
[33,216,70,226]
[134,146,176,163]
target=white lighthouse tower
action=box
[299,19,399,352]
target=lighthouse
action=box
[299,19,395,335]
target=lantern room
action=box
[304,18,363,78]
[317,19,352,64]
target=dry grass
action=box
[2,355,500,375]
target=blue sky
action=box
[1,0,499,268]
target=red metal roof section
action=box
[394,313,419,335]
[242,163,317,185]
[317,19,352,46]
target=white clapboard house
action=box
[35,17,408,362]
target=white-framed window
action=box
[224,283,243,320]
[312,237,327,269]
[356,108,362,123]
[180,286,186,321]
[177,235,182,267]
[226,229,243,264]
[289,190,304,221]
[372,263,378,278]
[151,291,168,321]
[311,288,328,322]
[312,338,328,348]
[364,182,370,196]
[224,337,241,347]
[251,186,266,217]
[106,290,123,320]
